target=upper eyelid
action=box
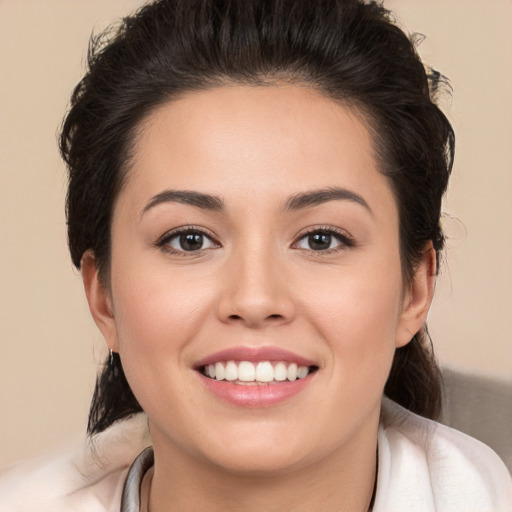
[293,226,354,242]
[291,227,356,252]
[155,225,354,248]
[156,226,220,246]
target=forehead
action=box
[122,85,395,215]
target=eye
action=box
[158,228,219,254]
[294,228,354,252]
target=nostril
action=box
[229,314,282,320]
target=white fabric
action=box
[1,400,510,511]
[0,414,150,512]
[374,398,512,511]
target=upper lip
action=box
[194,346,317,369]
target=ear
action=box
[395,243,437,348]
[81,251,119,352]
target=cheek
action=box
[108,273,212,432]
[108,260,213,390]
[297,257,404,375]
[111,256,210,343]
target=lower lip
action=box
[199,373,314,407]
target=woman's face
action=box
[85,85,432,475]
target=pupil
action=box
[309,232,331,250]
[180,232,203,251]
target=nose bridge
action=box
[216,235,294,327]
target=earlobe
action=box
[81,251,119,352]
[395,243,437,348]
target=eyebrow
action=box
[284,187,372,215]
[141,186,372,217]
[141,190,224,216]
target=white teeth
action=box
[274,362,288,381]
[297,366,309,379]
[255,361,274,382]
[204,360,312,383]
[225,361,238,381]
[287,363,298,381]
[215,362,225,380]
[238,361,256,381]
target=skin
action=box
[82,85,435,512]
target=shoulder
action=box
[374,398,512,512]
[0,414,150,512]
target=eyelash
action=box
[292,226,356,253]
[155,225,355,255]
[155,226,220,256]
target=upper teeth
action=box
[204,361,310,383]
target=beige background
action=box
[1,0,511,468]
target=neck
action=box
[147,422,378,512]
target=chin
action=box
[193,424,330,477]
[206,446,315,478]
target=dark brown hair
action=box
[60,0,453,434]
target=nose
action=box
[216,245,296,328]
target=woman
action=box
[1,0,510,510]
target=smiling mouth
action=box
[200,360,318,385]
